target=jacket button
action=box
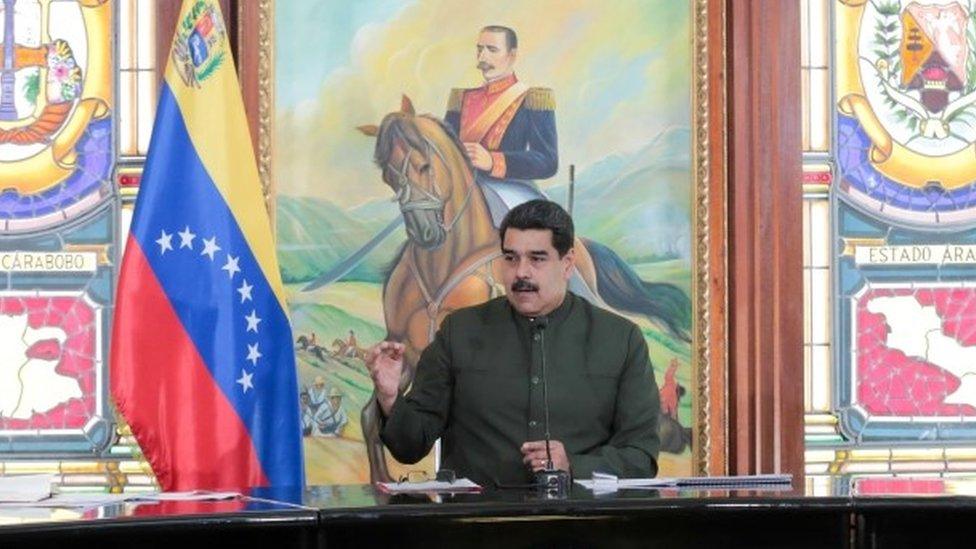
[529,420,538,427]
[531,376,540,385]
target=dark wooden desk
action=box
[308,484,850,548]
[850,477,976,549]
[0,496,320,548]
[4,477,976,548]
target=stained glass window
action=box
[804,0,976,478]
[0,0,158,493]
[118,0,156,158]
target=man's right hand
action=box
[365,341,405,415]
[463,142,494,171]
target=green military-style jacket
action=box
[380,292,661,486]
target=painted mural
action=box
[274,0,695,483]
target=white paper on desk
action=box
[0,490,241,510]
[132,491,242,501]
[0,474,53,503]
[577,472,792,493]
[378,478,481,494]
[0,493,129,509]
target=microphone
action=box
[531,315,570,498]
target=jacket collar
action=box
[510,291,575,331]
[483,73,518,95]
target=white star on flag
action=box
[178,225,196,249]
[246,343,262,366]
[156,230,173,255]
[236,369,254,393]
[245,309,262,333]
[222,254,240,279]
[201,236,221,260]
[237,279,253,303]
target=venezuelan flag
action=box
[111,0,303,491]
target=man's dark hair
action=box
[500,199,574,257]
[481,25,518,50]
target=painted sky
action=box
[274,0,691,207]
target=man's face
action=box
[329,396,342,410]
[476,30,516,81]
[501,228,574,317]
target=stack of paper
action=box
[0,485,242,510]
[377,478,482,494]
[0,474,53,503]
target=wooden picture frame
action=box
[241,0,731,477]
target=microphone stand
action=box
[533,317,570,499]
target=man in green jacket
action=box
[367,200,660,486]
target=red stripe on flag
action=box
[131,498,247,517]
[111,236,269,490]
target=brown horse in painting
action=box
[357,96,690,482]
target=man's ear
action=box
[562,247,576,278]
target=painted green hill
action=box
[277,196,403,283]
[277,125,691,283]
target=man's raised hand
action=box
[365,341,405,415]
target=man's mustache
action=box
[477,62,494,71]
[512,279,538,292]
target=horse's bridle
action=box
[390,129,474,235]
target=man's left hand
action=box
[463,142,494,171]
[521,440,570,473]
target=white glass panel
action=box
[811,344,831,411]
[804,267,812,343]
[809,68,829,151]
[805,449,836,462]
[805,463,830,474]
[809,199,831,267]
[807,475,835,496]
[811,269,830,344]
[119,0,133,69]
[802,69,811,151]
[137,71,156,154]
[119,71,135,155]
[843,462,890,473]
[808,0,828,67]
[803,200,812,266]
[136,0,155,68]
[801,0,810,66]
[891,461,946,472]
[804,344,812,410]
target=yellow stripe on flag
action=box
[162,0,287,310]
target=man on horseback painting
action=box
[350,28,690,483]
[445,25,556,227]
[367,200,660,486]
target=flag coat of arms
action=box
[111,0,304,490]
